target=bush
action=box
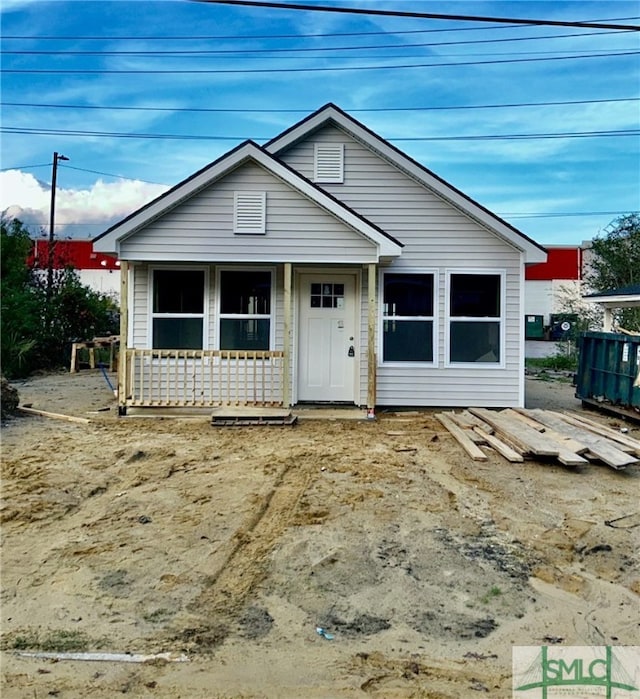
[1,217,119,378]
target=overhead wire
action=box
[3,97,637,115]
[2,126,637,142]
[0,29,630,55]
[3,50,637,73]
[195,0,640,31]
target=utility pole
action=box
[47,151,69,298]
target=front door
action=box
[297,273,358,403]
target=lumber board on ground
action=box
[503,408,545,432]
[510,408,589,455]
[469,408,560,457]
[18,406,90,424]
[472,427,524,462]
[447,413,486,443]
[526,410,637,469]
[561,412,640,456]
[436,413,488,461]
[460,410,493,433]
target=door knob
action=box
[348,345,355,357]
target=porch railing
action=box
[123,349,285,408]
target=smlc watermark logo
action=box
[513,646,640,698]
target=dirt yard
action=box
[1,371,638,698]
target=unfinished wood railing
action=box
[123,349,285,408]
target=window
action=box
[310,282,344,308]
[219,270,272,350]
[152,269,205,349]
[314,143,344,183]
[234,191,266,234]
[448,273,502,364]
[382,273,434,362]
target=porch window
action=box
[152,269,205,349]
[382,273,434,362]
[219,270,272,350]
[448,272,502,364]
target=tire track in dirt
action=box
[182,450,316,645]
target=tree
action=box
[1,217,120,378]
[585,213,640,330]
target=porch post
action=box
[367,263,377,415]
[283,262,292,407]
[117,261,129,415]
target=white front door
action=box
[297,273,358,403]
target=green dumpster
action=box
[576,331,640,409]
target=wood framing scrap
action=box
[18,406,90,424]
[436,408,639,470]
[435,413,487,461]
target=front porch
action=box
[121,349,285,409]
[116,261,379,415]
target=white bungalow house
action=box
[93,104,546,415]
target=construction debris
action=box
[436,408,640,470]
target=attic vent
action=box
[314,143,344,183]
[234,191,266,234]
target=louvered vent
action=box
[234,191,266,234]
[314,143,344,183]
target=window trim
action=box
[233,191,266,235]
[148,265,210,350]
[378,269,438,367]
[314,142,344,183]
[444,269,506,369]
[215,266,276,351]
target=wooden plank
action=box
[460,410,493,433]
[475,408,586,466]
[503,408,545,432]
[447,413,487,443]
[528,410,638,469]
[18,406,90,424]
[436,413,488,461]
[469,408,559,457]
[472,427,524,462]
[512,409,590,455]
[561,411,640,455]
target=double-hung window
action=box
[219,270,272,350]
[448,272,503,364]
[382,273,434,362]
[152,269,205,349]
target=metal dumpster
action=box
[576,331,640,410]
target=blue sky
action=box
[1,0,638,245]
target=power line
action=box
[0,29,629,55]
[3,50,637,73]
[2,125,638,142]
[197,0,640,31]
[2,97,637,115]
[10,212,636,226]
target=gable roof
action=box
[583,283,640,307]
[94,140,403,260]
[266,103,546,264]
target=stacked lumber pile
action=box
[436,408,640,470]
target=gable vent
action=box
[234,191,266,234]
[314,143,344,183]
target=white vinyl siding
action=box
[119,161,377,263]
[314,143,344,183]
[278,123,524,408]
[234,191,266,234]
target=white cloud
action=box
[0,170,167,237]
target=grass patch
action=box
[2,628,105,652]
[480,586,503,604]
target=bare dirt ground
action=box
[1,370,638,698]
